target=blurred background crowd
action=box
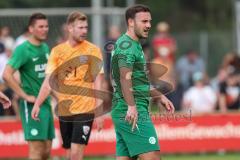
[0,0,239,118]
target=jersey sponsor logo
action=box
[35,64,47,72]
[30,128,38,136]
[32,57,39,62]
[149,136,156,144]
[38,72,45,78]
[83,125,90,135]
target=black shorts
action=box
[59,113,94,149]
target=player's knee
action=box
[150,152,160,160]
[70,150,83,160]
[140,151,160,160]
[29,141,48,160]
[29,148,42,160]
[147,156,160,160]
[42,149,50,160]
[65,149,71,160]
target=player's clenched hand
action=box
[95,116,104,132]
[158,95,175,114]
[125,105,138,131]
[31,105,40,121]
[0,92,11,109]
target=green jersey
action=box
[8,41,50,100]
[8,41,55,140]
[111,34,150,116]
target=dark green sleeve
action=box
[8,45,28,69]
[117,50,135,69]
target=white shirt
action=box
[0,53,8,82]
[183,85,217,114]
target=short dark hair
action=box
[125,4,151,25]
[28,13,47,27]
[67,11,87,25]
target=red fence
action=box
[0,112,240,158]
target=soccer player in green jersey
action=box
[3,13,55,160]
[111,5,175,160]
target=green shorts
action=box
[112,113,160,158]
[19,100,55,141]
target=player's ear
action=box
[67,24,73,33]
[128,18,134,28]
[28,25,33,34]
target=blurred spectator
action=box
[13,27,30,49]
[0,42,8,84]
[0,42,7,116]
[218,55,240,112]
[210,53,236,93]
[182,72,217,114]
[221,52,236,70]
[56,23,69,44]
[151,54,176,89]
[149,40,183,110]
[101,25,121,109]
[151,22,181,110]
[104,25,121,80]
[0,26,15,57]
[176,50,205,91]
[152,21,177,63]
[210,67,228,93]
[142,41,151,63]
[0,42,19,118]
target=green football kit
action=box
[8,41,55,140]
[111,34,160,157]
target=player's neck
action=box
[126,30,139,41]
[28,36,42,46]
[68,38,83,47]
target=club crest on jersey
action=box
[79,55,88,64]
[83,125,90,135]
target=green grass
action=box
[84,152,240,160]
[3,153,240,160]
[161,152,240,160]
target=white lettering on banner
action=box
[89,127,116,142]
[1,124,240,145]
[89,123,240,142]
[35,64,46,72]
[0,129,62,149]
[156,123,240,140]
[0,130,26,145]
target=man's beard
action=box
[134,27,147,39]
[73,36,85,43]
[35,35,46,42]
